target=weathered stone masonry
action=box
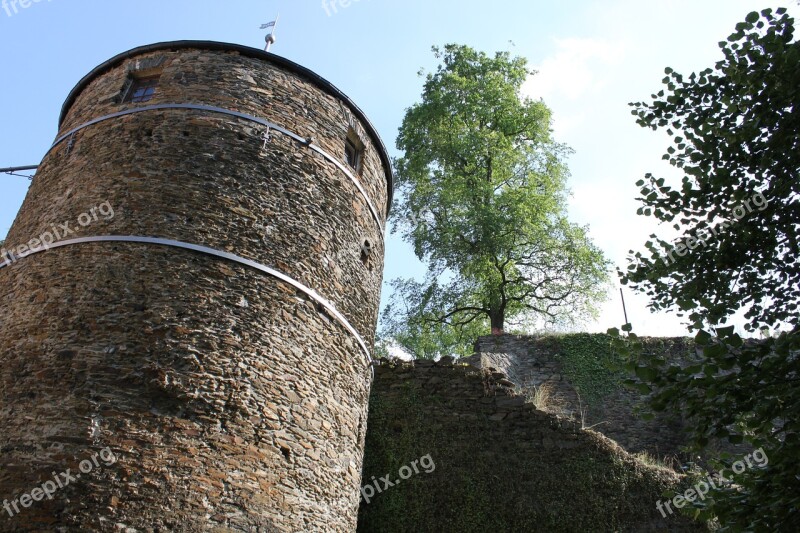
[467,335,725,458]
[358,359,702,532]
[0,42,390,532]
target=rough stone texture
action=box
[0,44,389,532]
[465,335,692,457]
[466,335,744,459]
[358,359,705,532]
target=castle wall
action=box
[358,359,703,532]
[0,42,389,532]
[468,335,693,457]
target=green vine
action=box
[554,333,624,405]
[358,363,695,531]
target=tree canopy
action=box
[382,44,608,359]
[614,8,799,530]
[622,8,799,331]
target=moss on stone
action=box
[358,360,705,532]
[553,333,625,405]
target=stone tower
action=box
[0,41,391,531]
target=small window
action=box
[360,239,372,264]
[345,138,361,171]
[344,130,364,172]
[125,76,159,103]
[360,239,374,271]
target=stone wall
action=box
[0,42,389,532]
[465,335,695,457]
[358,359,704,532]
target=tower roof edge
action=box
[58,40,394,213]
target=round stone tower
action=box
[0,41,391,532]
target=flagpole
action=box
[264,14,279,52]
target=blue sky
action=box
[1,0,796,338]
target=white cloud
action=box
[521,38,627,102]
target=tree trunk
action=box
[490,309,504,336]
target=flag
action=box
[260,21,276,30]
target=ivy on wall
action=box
[554,333,624,405]
[358,362,701,532]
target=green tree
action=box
[378,281,487,360]
[382,44,608,358]
[615,8,799,530]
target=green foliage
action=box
[555,333,623,405]
[382,44,609,354]
[623,8,799,332]
[617,10,800,529]
[610,328,800,530]
[379,284,486,359]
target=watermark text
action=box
[360,454,435,504]
[3,447,117,519]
